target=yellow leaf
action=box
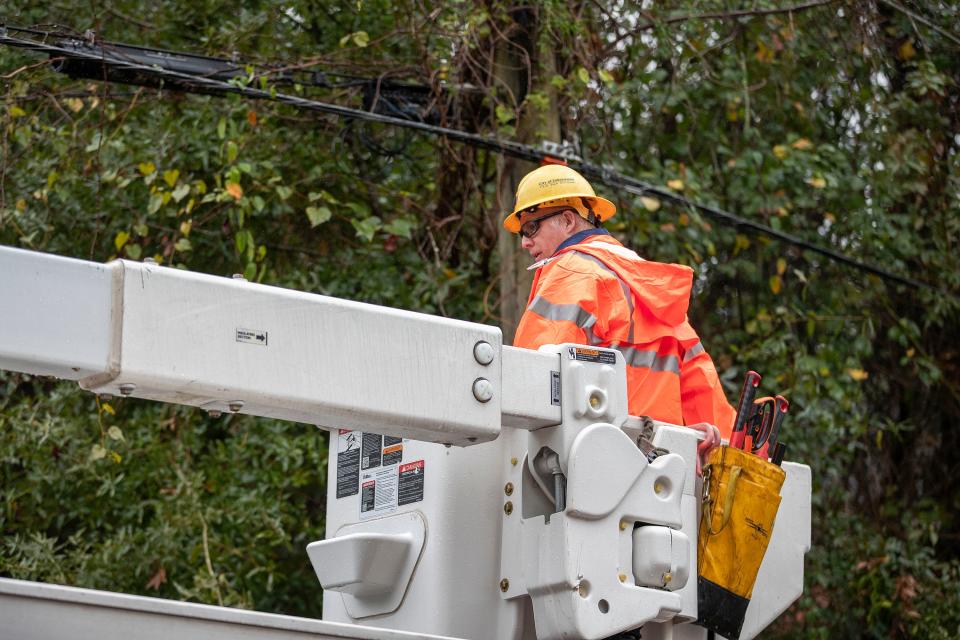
[906,348,915,358]
[179,219,192,237]
[755,40,775,64]
[824,212,836,222]
[247,110,258,126]
[114,231,130,251]
[818,366,831,377]
[226,182,243,200]
[107,426,125,441]
[352,31,369,48]
[678,213,689,226]
[776,258,787,275]
[846,368,869,381]
[898,40,916,61]
[110,451,123,464]
[15,198,27,212]
[9,106,26,118]
[769,275,782,294]
[640,196,661,212]
[101,402,116,416]
[163,169,180,188]
[806,176,826,189]
[773,145,789,159]
[443,268,457,279]
[65,98,84,113]
[666,179,684,191]
[791,138,813,150]
[138,162,156,176]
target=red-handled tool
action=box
[754,395,788,459]
[729,371,761,449]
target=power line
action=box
[0,27,955,300]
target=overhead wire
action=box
[0,26,956,301]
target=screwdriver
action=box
[729,371,761,450]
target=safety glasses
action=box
[519,210,566,239]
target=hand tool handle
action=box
[729,371,761,449]
[771,442,787,466]
[756,395,789,459]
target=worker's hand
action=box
[687,422,721,476]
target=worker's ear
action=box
[562,210,580,230]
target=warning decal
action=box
[382,443,403,466]
[336,429,361,498]
[398,460,425,506]
[567,346,616,365]
[361,433,383,470]
[236,328,268,346]
[359,466,399,520]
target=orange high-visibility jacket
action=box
[514,235,736,438]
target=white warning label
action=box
[236,328,268,346]
[359,466,399,521]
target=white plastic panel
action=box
[500,347,561,430]
[738,462,812,640]
[308,512,426,618]
[81,260,503,446]
[0,246,116,380]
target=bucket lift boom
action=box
[0,245,811,640]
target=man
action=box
[504,164,736,438]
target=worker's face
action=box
[520,209,578,262]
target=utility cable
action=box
[0,27,955,300]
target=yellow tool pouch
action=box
[696,445,785,639]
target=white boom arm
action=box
[0,245,559,445]
[0,245,811,640]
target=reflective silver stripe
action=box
[528,295,597,331]
[616,346,681,375]
[571,251,636,344]
[683,341,705,363]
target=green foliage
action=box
[1,0,959,635]
[0,377,328,615]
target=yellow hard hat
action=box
[502,164,616,233]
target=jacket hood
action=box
[559,235,694,325]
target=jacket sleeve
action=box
[679,333,737,439]
[514,261,623,349]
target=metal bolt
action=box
[510,457,518,466]
[619,573,628,583]
[473,340,495,366]
[619,521,627,531]
[228,400,244,413]
[654,481,664,495]
[118,383,136,397]
[144,257,157,265]
[589,391,603,410]
[577,582,589,598]
[232,273,246,280]
[663,572,673,585]
[499,579,510,593]
[503,501,513,515]
[504,482,514,496]
[472,378,494,403]
[208,410,222,418]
